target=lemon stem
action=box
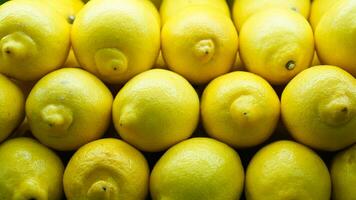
[41,104,73,133]
[230,95,258,125]
[285,60,296,70]
[87,180,118,200]
[0,32,36,59]
[319,96,353,126]
[193,39,215,63]
[95,48,128,78]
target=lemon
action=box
[331,144,356,200]
[0,74,25,142]
[0,137,64,200]
[26,68,113,151]
[232,0,310,31]
[239,8,314,85]
[150,0,162,8]
[161,6,238,84]
[309,0,339,30]
[201,71,280,148]
[245,140,331,200]
[64,138,149,200]
[150,137,245,200]
[72,0,160,84]
[315,0,356,77]
[160,0,230,25]
[112,69,199,152]
[0,0,71,81]
[281,65,356,151]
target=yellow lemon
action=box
[160,0,230,24]
[63,138,149,200]
[0,74,25,142]
[26,68,113,151]
[232,0,310,31]
[239,8,314,85]
[201,71,280,148]
[161,6,238,84]
[150,137,245,200]
[0,137,64,200]
[309,0,339,30]
[0,0,71,81]
[113,69,199,152]
[315,0,356,77]
[281,65,356,151]
[245,140,331,200]
[72,0,160,84]
[331,144,356,200]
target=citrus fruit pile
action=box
[0,0,355,199]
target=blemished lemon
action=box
[26,68,113,151]
[331,144,356,200]
[281,65,356,151]
[112,69,199,152]
[161,6,238,84]
[309,0,339,30]
[201,71,280,148]
[315,0,356,77]
[0,137,64,200]
[63,138,149,200]
[232,0,310,31]
[150,137,245,200]
[0,74,25,142]
[0,0,71,81]
[245,140,331,200]
[72,0,160,84]
[160,0,230,24]
[239,8,314,85]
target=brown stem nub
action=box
[285,60,296,70]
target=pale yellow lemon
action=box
[63,138,149,200]
[0,74,25,142]
[331,144,356,200]
[239,8,314,85]
[232,0,310,31]
[26,68,113,151]
[160,0,230,25]
[281,65,356,151]
[150,137,244,200]
[201,71,280,148]
[113,69,199,152]
[315,0,356,77]
[309,0,339,30]
[162,6,238,84]
[0,0,70,81]
[0,137,64,200]
[72,0,160,84]
[245,140,331,200]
